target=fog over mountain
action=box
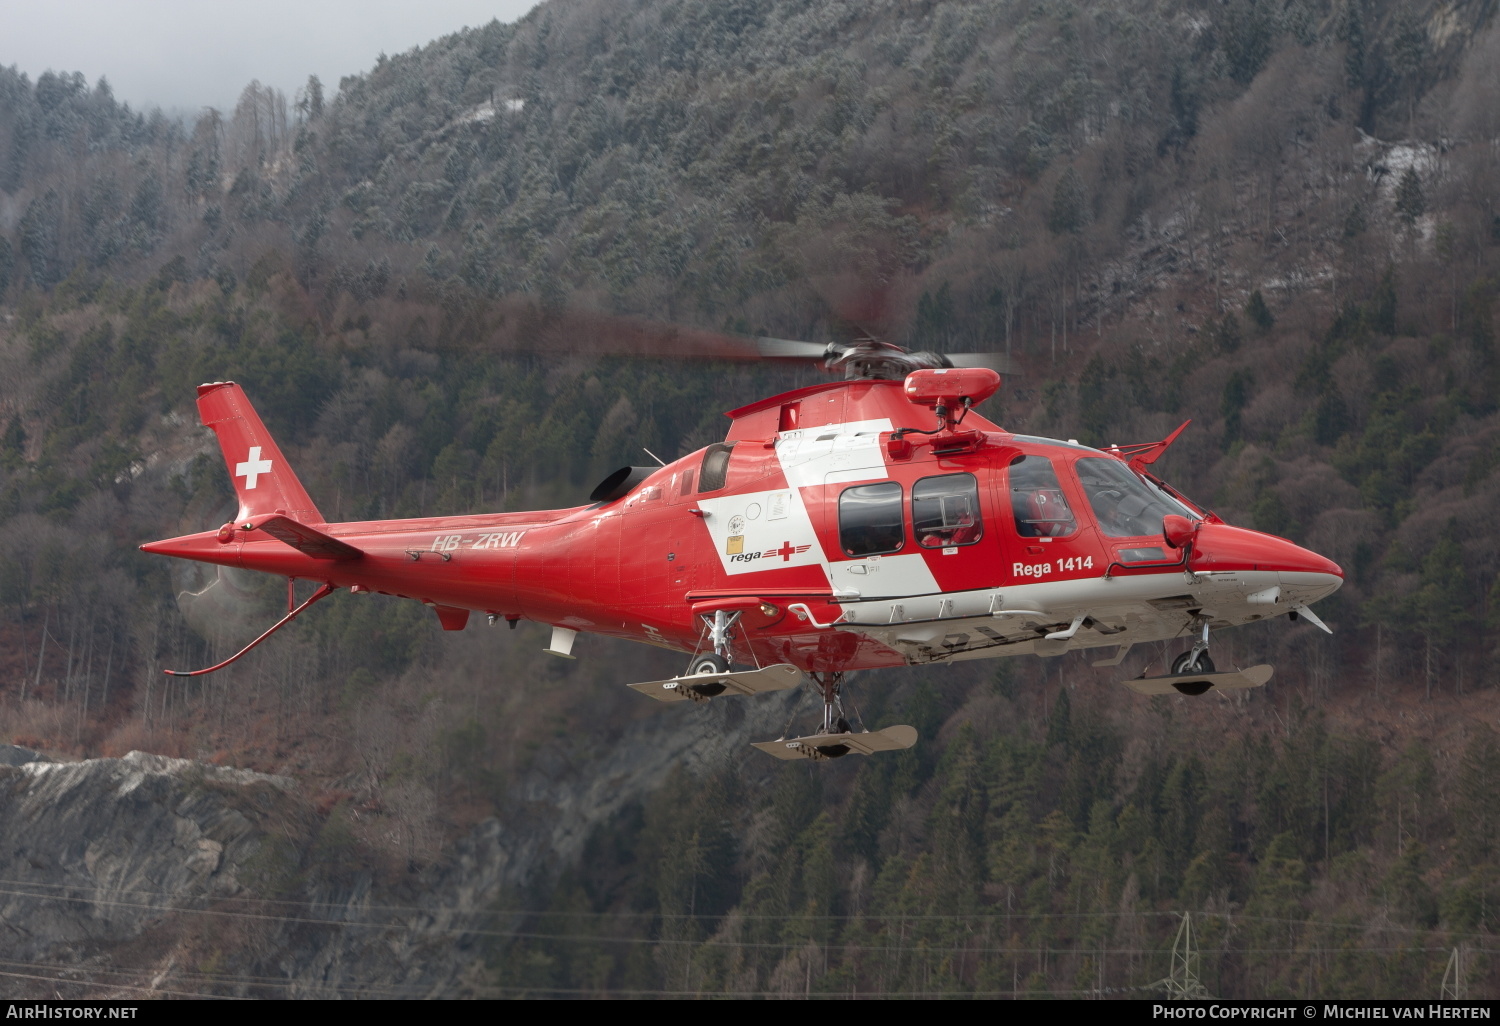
[0,0,539,111]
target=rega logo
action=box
[729,551,763,564]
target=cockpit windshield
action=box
[1074,457,1198,538]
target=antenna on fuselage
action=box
[642,447,667,466]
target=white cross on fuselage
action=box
[235,446,273,490]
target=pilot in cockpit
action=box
[1008,454,1076,538]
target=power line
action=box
[0,957,1366,1001]
[0,887,1483,957]
[0,878,1487,1004]
[1,882,1494,955]
[0,968,1142,999]
[0,877,1489,935]
[0,967,242,1000]
[0,957,448,999]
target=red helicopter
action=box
[142,338,1342,761]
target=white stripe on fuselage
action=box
[698,485,822,575]
[826,552,942,598]
[775,420,892,489]
[697,419,940,598]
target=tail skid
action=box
[163,583,336,677]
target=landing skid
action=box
[630,661,923,762]
[752,725,918,761]
[628,662,803,703]
[1123,663,1273,696]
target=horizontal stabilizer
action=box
[752,724,918,761]
[1123,664,1273,696]
[251,514,363,561]
[628,663,803,703]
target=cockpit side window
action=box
[1075,457,1196,538]
[913,473,982,548]
[1008,455,1077,538]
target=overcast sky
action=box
[0,0,542,114]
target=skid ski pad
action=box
[752,724,918,761]
[628,662,804,703]
[1123,664,1273,696]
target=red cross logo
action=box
[775,541,797,561]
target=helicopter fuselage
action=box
[145,377,1342,676]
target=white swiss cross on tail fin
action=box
[196,382,325,524]
[236,446,272,489]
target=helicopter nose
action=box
[1192,523,1343,580]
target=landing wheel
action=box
[686,653,730,696]
[689,652,730,676]
[1170,650,1215,696]
[812,718,853,756]
[1171,651,1216,675]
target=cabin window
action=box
[1075,457,1195,538]
[698,443,735,492]
[1117,546,1168,564]
[839,482,905,557]
[1008,455,1077,538]
[913,473,982,548]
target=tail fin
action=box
[196,381,325,524]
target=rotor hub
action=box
[824,339,953,380]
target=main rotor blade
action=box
[945,352,1017,375]
[451,300,758,361]
[754,337,836,359]
[445,297,847,366]
[435,296,1006,375]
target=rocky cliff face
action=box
[0,688,802,997]
[0,747,294,995]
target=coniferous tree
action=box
[1221,370,1253,450]
[1395,168,1426,229]
[1047,167,1087,236]
[1245,290,1274,334]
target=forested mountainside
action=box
[1,0,1500,999]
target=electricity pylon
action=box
[1155,912,1213,1000]
[1441,946,1468,1000]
